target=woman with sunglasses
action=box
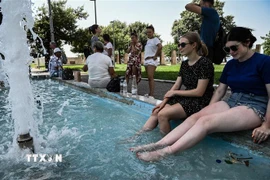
[133,32,214,136]
[130,27,270,162]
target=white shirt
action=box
[103,42,114,60]
[85,52,114,88]
[144,37,161,59]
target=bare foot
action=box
[118,134,140,144]
[130,143,158,153]
[136,147,171,162]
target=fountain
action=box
[0,0,270,179]
[0,0,37,152]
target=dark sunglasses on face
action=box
[223,43,241,53]
[178,42,190,48]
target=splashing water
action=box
[0,0,40,154]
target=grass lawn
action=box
[32,63,224,84]
[113,64,224,84]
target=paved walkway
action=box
[81,74,174,100]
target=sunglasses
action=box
[178,42,190,48]
[223,43,241,53]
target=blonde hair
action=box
[181,32,208,57]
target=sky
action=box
[31,0,270,57]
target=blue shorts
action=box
[223,92,268,121]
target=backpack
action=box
[212,24,227,65]
[106,77,120,92]
[62,68,74,80]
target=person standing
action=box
[144,25,162,98]
[103,34,114,65]
[185,0,220,62]
[125,32,142,84]
[89,24,102,52]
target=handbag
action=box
[106,76,120,92]
[62,68,74,80]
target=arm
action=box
[185,3,202,15]
[252,84,270,143]
[209,83,228,104]
[170,76,182,91]
[164,79,210,98]
[108,67,117,78]
[153,43,162,60]
[153,77,182,113]
[82,65,88,72]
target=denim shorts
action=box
[223,92,268,121]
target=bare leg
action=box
[146,65,156,97]
[131,101,230,152]
[157,103,187,134]
[130,104,186,151]
[138,105,262,162]
[132,66,139,84]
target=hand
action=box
[164,90,175,98]
[152,102,166,113]
[252,123,270,144]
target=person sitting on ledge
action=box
[48,48,63,77]
[130,27,270,162]
[82,41,116,88]
[135,32,214,136]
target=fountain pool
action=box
[0,79,270,179]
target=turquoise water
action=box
[0,79,269,179]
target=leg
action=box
[141,108,159,131]
[131,101,229,152]
[157,104,187,135]
[138,105,262,161]
[130,104,186,152]
[146,65,156,97]
[132,66,137,81]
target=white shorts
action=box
[144,59,159,67]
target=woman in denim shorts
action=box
[130,27,270,162]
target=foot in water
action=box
[136,147,172,162]
[130,143,159,153]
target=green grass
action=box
[114,64,225,84]
[31,63,225,84]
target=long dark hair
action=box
[89,24,99,34]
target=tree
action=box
[171,0,236,43]
[70,27,92,54]
[102,20,130,59]
[163,43,178,57]
[29,0,88,55]
[261,31,270,55]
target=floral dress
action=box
[125,42,142,83]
